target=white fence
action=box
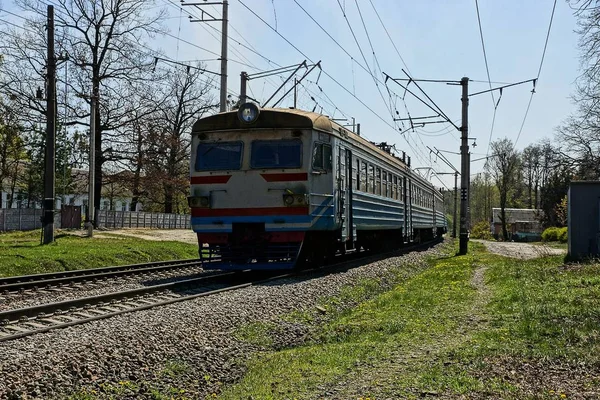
[0,208,190,231]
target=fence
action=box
[96,210,191,229]
[0,208,190,232]
[0,208,61,231]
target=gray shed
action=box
[568,181,600,259]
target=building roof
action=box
[491,208,543,224]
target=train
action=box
[188,103,447,270]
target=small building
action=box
[491,208,543,241]
[568,181,600,259]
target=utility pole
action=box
[293,77,297,108]
[453,171,458,238]
[240,71,248,104]
[43,5,56,245]
[86,88,98,237]
[219,0,228,112]
[183,1,228,112]
[459,77,469,255]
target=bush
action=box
[558,227,568,243]
[542,227,560,242]
[470,220,493,240]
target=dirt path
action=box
[65,228,198,245]
[473,240,566,259]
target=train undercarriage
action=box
[198,223,446,270]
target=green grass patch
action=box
[219,241,600,399]
[0,230,198,277]
[234,321,277,348]
[531,240,568,250]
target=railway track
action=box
[0,238,443,343]
[0,259,210,294]
[0,269,288,342]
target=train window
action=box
[368,164,374,193]
[196,141,243,171]
[393,176,398,200]
[354,159,359,190]
[251,140,302,169]
[312,143,332,171]
[381,171,389,197]
[360,161,367,192]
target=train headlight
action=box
[237,102,260,124]
[283,194,294,206]
[188,196,211,208]
[282,194,309,207]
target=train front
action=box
[189,104,317,270]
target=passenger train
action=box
[188,103,447,270]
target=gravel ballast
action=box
[0,241,449,399]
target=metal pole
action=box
[459,77,469,255]
[453,171,458,238]
[293,77,297,108]
[219,1,228,112]
[86,89,97,237]
[43,5,56,245]
[240,71,247,104]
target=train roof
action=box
[192,107,441,192]
[192,107,333,134]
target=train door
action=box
[336,146,354,248]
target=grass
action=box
[0,230,199,277]
[532,241,568,250]
[220,241,600,399]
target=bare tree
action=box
[521,144,543,208]
[486,138,520,240]
[0,98,26,208]
[143,65,217,213]
[11,0,168,221]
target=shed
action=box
[491,208,543,241]
[568,181,600,259]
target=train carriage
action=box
[188,103,446,270]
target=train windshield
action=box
[195,141,243,171]
[251,140,302,169]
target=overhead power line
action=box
[514,0,557,146]
[236,0,430,163]
[474,0,500,156]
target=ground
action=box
[473,239,566,259]
[66,228,198,245]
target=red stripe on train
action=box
[260,173,308,182]
[191,206,308,217]
[190,175,232,184]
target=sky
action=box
[1,0,582,190]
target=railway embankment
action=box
[0,235,449,399]
[221,241,599,399]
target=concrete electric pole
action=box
[86,88,98,237]
[459,77,470,255]
[43,5,56,245]
[183,1,229,112]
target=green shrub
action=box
[470,220,493,240]
[558,227,568,243]
[542,227,560,242]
